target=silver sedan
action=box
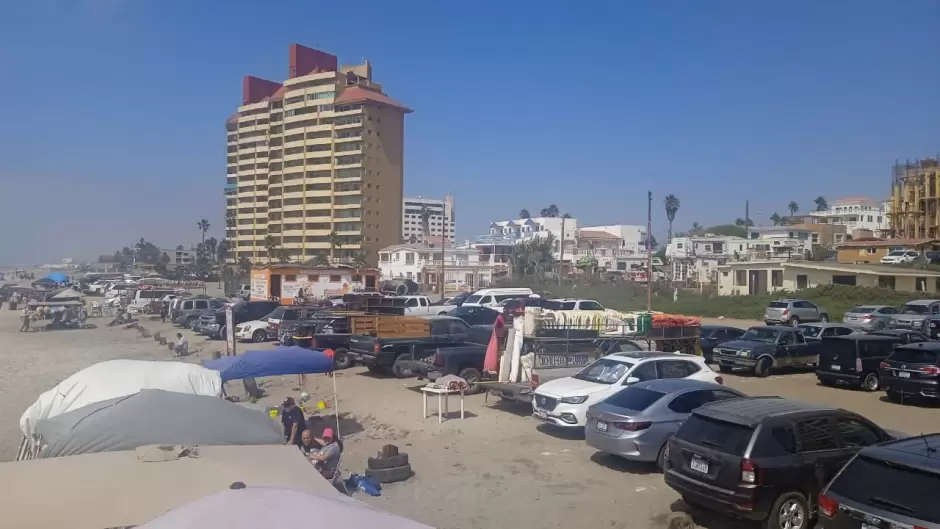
[584,379,746,470]
[841,305,898,331]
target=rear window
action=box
[579,301,604,311]
[847,306,878,314]
[889,348,939,364]
[675,415,754,455]
[828,455,940,524]
[604,387,665,411]
[768,302,789,308]
[821,338,858,359]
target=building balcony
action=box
[333,202,362,209]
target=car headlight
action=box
[560,396,588,404]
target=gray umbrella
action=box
[34,389,283,458]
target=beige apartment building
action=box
[226,44,411,266]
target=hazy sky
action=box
[1,0,938,264]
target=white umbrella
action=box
[137,486,434,529]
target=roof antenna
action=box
[920,433,936,457]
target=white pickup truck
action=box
[397,295,434,315]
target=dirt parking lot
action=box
[0,305,936,529]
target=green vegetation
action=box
[499,280,937,320]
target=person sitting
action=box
[299,429,320,456]
[306,427,342,479]
[174,332,189,357]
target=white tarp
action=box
[19,360,222,438]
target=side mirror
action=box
[624,376,640,385]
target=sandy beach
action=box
[2,281,937,529]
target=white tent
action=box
[19,360,222,441]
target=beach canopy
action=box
[33,389,282,458]
[19,360,222,439]
[204,346,334,382]
[137,486,434,529]
[0,445,341,529]
[43,273,69,283]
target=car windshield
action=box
[579,301,605,310]
[464,295,482,304]
[797,325,823,338]
[827,455,940,524]
[573,358,634,385]
[887,250,906,256]
[847,306,878,314]
[740,328,781,343]
[768,302,789,309]
[900,303,930,315]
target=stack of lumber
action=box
[350,315,430,338]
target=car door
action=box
[194,300,208,312]
[776,331,797,367]
[833,416,888,449]
[794,416,849,494]
[624,361,658,384]
[418,297,430,315]
[404,297,419,315]
[795,301,819,321]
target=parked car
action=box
[890,299,940,330]
[265,305,320,339]
[171,297,224,328]
[435,292,474,314]
[880,342,940,402]
[867,328,931,344]
[817,434,940,529]
[460,287,533,310]
[764,299,829,326]
[348,316,472,377]
[699,325,746,363]
[841,305,898,331]
[234,318,273,342]
[664,397,898,529]
[925,250,940,265]
[445,305,501,326]
[549,299,605,311]
[816,334,902,391]
[712,326,821,377]
[531,352,722,429]
[197,300,279,339]
[880,249,919,264]
[395,295,434,316]
[584,379,745,469]
[796,323,856,341]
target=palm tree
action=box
[690,222,703,234]
[664,194,680,242]
[539,204,560,218]
[519,208,530,219]
[328,230,340,260]
[305,252,330,266]
[197,218,211,245]
[770,212,782,226]
[419,206,431,241]
[263,235,279,263]
[237,256,252,276]
[205,237,218,263]
[216,239,230,264]
[814,196,828,211]
[787,201,799,216]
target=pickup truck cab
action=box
[394,295,433,315]
[348,316,471,377]
[712,325,820,377]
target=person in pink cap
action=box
[307,427,342,478]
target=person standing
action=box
[280,397,306,448]
[20,307,31,332]
[160,300,169,323]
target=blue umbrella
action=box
[43,273,69,283]
[204,346,333,382]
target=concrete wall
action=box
[718,265,938,295]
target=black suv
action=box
[880,342,940,402]
[816,335,902,392]
[664,397,895,529]
[818,434,940,528]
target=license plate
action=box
[737,351,749,357]
[596,421,608,432]
[537,410,549,420]
[899,371,911,378]
[690,457,708,474]
[831,365,841,371]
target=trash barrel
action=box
[636,312,652,333]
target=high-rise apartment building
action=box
[402,195,456,243]
[226,44,411,265]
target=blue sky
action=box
[1,0,938,264]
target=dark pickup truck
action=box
[398,325,495,393]
[348,316,473,377]
[712,325,820,377]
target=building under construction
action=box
[888,157,940,239]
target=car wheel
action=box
[655,443,668,472]
[873,321,885,330]
[718,365,733,374]
[251,329,266,342]
[819,313,829,323]
[765,492,809,529]
[789,316,800,326]
[862,372,880,392]
[755,357,772,378]
[333,348,352,370]
[392,354,414,379]
[457,367,483,394]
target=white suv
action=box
[881,250,919,264]
[532,352,721,429]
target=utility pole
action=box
[745,200,750,232]
[439,211,446,296]
[558,215,566,286]
[647,191,653,312]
